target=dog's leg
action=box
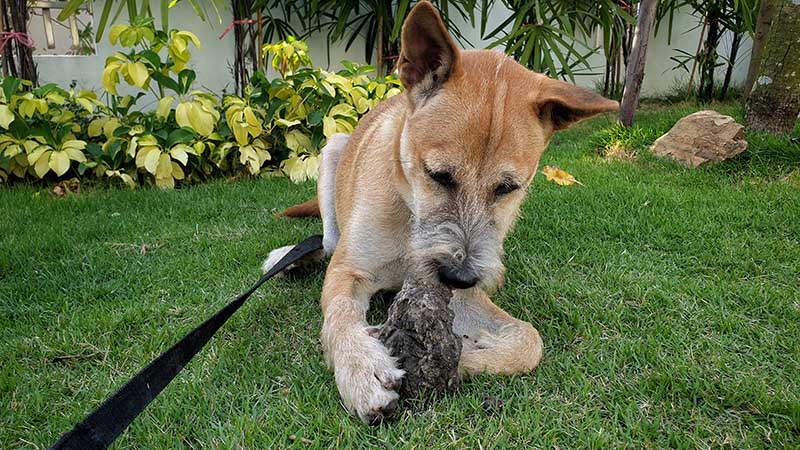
[451,289,543,375]
[319,133,347,254]
[261,134,348,275]
[320,256,404,424]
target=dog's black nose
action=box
[437,265,478,289]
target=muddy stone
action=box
[378,278,461,399]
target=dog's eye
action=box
[427,169,456,189]
[495,182,519,197]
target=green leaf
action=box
[56,0,85,21]
[177,69,197,95]
[308,110,323,126]
[139,49,162,69]
[2,77,21,101]
[166,127,196,147]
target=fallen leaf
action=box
[542,165,583,186]
[52,179,81,197]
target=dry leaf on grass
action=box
[51,178,81,197]
[542,165,583,186]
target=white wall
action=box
[33,1,752,100]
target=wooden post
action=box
[619,0,658,127]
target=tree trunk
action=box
[744,0,778,98]
[4,0,37,85]
[721,31,741,99]
[377,14,384,76]
[686,18,708,99]
[699,1,721,102]
[231,0,249,96]
[619,0,658,127]
[745,0,800,134]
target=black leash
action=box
[49,235,323,450]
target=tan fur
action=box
[280,198,320,217]
[270,1,617,424]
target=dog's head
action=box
[396,1,618,291]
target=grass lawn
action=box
[2,101,799,449]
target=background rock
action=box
[650,110,748,167]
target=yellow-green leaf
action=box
[322,116,337,138]
[105,169,136,189]
[64,148,86,162]
[171,161,185,180]
[128,61,150,88]
[329,103,355,118]
[175,102,191,129]
[304,154,320,180]
[155,173,174,188]
[285,129,312,152]
[274,118,300,128]
[61,139,87,151]
[49,151,71,176]
[281,155,307,183]
[156,153,172,179]
[27,146,48,165]
[0,105,14,129]
[75,97,95,113]
[157,96,174,119]
[34,150,52,177]
[88,118,104,137]
[144,148,161,175]
[188,105,215,136]
[109,24,128,45]
[169,146,189,165]
[320,80,335,97]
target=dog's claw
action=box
[366,398,399,425]
[380,375,402,391]
[365,325,382,338]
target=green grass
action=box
[2,102,799,449]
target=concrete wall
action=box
[33,1,751,99]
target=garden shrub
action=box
[0,19,402,187]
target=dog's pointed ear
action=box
[534,76,619,132]
[397,1,461,101]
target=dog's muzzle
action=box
[411,201,504,290]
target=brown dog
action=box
[263,1,618,424]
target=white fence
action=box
[32,1,752,99]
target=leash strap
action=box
[49,235,323,450]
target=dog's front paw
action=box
[331,332,404,424]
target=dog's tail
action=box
[280,198,320,217]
